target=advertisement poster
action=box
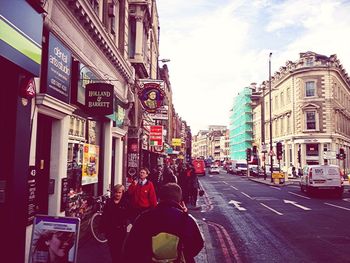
[29,215,80,263]
[82,144,99,185]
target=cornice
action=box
[62,0,133,81]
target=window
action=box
[280,92,284,106]
[287,87,291,103]
[323,143,330,152]
[275,95,278,109]
[89,0,99,15]
[306,58,314,66]
[306,111,316,130]
[306,143,319,156]
[305,81,316,97]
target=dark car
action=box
[249,165,264,177]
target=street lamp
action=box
[158,58,171,63]
[269,52,273,182]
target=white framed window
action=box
[306,58,314,66]
[305,110,317,130]
[305,81,316,97]
[287,87,291,103]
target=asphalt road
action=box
[193,170,350,263]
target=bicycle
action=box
[90,194,109,243]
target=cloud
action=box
[157,0,350,134]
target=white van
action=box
[300,164,344,197]
[231,160,247,175]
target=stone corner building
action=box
[253,51,350,174]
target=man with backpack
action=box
[122,183,204,263]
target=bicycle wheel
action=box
[90,213,108,243]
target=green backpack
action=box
[151,232,186,263]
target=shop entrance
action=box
[35,114,53,215]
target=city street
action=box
[192,169,350,263]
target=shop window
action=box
[306,143,319,156]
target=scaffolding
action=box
[229,87,253,160]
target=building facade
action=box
[253,51,350,175]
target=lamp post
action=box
[269,52,273,182]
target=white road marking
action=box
[229,200,246,211]
[325,203,350,211]
[260,203,283,215]
[288,191,311,199]
[223,181,228,184]
[343,198,350,202]
[283,200,311,210]
[241,192,253,199]
[269,186,281,190]
[230,185,238,190]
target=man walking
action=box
[122,183,204,263]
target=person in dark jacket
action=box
[101,184,130,263]
[122,183,204,263]
[127,167,158,222]
[162,163,178,185]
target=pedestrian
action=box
[188,164,200,208]
[162,162,178,185]
[179,163,194,205]
[122,183,204,263]
[291,166,296,178]
[101,184,130,263]
[127,167,158,223]
[149,165,163,198]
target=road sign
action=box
[269,150,275,156]
[323,151,336,159]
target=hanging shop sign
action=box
[149,125,163,146]
[44,32,71,103]
[138,80,165,113]
[148,105,169,120]
[171,138,182,147]
[107,97,128,126]
[85,83,114,116]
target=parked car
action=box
[265,165,280,176]
[209,165,220,174]
[300,164,344,197]
[249,165,264,177]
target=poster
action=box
[29,215,80,263]
[82,144,99,185]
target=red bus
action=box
[192,159,206,176]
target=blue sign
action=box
[46,33,71,103]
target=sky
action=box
[156,0,350,134]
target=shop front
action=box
[0,2,43,262]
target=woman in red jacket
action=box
[127,167,157,222]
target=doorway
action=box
[35,114,53,215]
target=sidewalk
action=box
[248,176,300,186]
[248,176,350,189]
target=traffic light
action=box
[246,148,251,161]
[338,148,346,160]
[252,146,257,155]
[276,142,282,160]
